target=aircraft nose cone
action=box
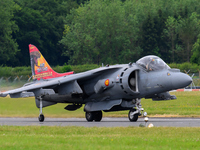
[172,73,192,89]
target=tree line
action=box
[0,0,85,66]
[2,0,200,67]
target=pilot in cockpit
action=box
[136,55,170,71]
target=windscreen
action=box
[136,55,170,71]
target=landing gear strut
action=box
[38,96,45,122]
[128,98,146,122]
[85,111,102,122]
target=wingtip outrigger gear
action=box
[38,96,45,122]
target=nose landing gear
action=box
[128,98,147,122]
[128,109,139,122]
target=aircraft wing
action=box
[0,65,122,98]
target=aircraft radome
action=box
[0,44,192,122]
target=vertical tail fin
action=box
[29,44,73,80]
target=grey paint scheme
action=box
[0,59,192,115]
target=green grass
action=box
[143,91,200,117]
[0,93,200,150]
[0,126,200,150]
[0,91,200,118]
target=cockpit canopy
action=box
[136,55,170,71]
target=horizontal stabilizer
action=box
[0,93,8,97]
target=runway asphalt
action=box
[0,117,200,127]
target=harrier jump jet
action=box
[0,44,192,122]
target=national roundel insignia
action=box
[105,79,109,86]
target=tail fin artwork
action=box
[29,44,74,80]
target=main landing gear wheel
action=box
[128,109,139,122]
[85,111,103,122]
[94,111,102,122]
[38,114,45,122]
[85,112,94,122]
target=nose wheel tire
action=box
[38,114,45,122]
[85,111,103,122]
[128,109,139,122]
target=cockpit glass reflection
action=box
[136,55,170,71]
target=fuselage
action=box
[42,63,192,104]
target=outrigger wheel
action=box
[85,111,102,122]
[38,114,45,122]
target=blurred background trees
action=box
[0,0,19,64]
[1,0,200,66]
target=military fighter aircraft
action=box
[0,44,192,122]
